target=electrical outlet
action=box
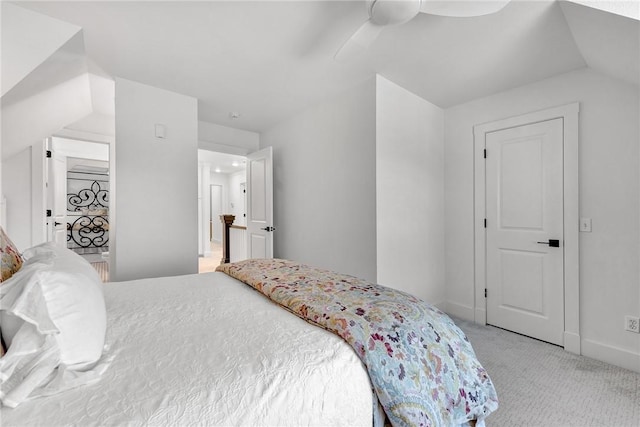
[625,316,640,333]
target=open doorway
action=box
[197,149,246,273]
[47,137,110,281]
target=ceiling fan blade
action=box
[334,19,385,62]
[419,0,510,17]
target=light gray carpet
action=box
[455,317,640,427]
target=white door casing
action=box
[47,148,67,248]
[246,146,273,259]
[474,103,580,354]
[239,182,247,227]
[210,184,223,242]
[485,119,564,345]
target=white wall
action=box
[210,172,230,209]
[2,31,92,161]
[2,72,92,159]
[198,163,211,256]
[376,76,445,304]
[1,2,80,98]
[444,67,640,371]
[1,141,47,252]
[210,172,230,242]
[199,120,259,155]
[210,184,224,243]
[52,137,109,160]
[261,78,377,282]
[113,78,198,281]
[65,73,116,137]
[227,170,246,226]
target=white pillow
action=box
[0,243,108,407]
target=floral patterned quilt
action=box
[216,259,498,426]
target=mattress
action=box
[1,272,373,426]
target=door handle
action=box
[537,239,560,247]
[54,221,62,227]
[261,226,276,232]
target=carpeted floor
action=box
[455,317,640,426]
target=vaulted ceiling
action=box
[10,0,640,133]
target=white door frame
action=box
[473,103,580,354]
[210,184,223,243]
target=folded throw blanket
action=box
[217,259,498,426]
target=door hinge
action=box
[46,209,52,217]
[484,218,487,228]
[484,289,487,298]
[46,150,52,158]
[483,149,487,159]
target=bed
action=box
[0,236,498,426]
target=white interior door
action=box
[485,118,564,345]
[246,147,273,259]
[47,149,67,248]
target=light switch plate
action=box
[155,124,166,139]
[579,218,592,232]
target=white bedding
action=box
[1,272,373,426]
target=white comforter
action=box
[1,272,373,426]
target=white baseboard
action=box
[433,301,448,313]
[581,338,640,373]
[444,301,475,321]
[563,331,581,355]
[443,301,636,371]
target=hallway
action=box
[199,241,223,273]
